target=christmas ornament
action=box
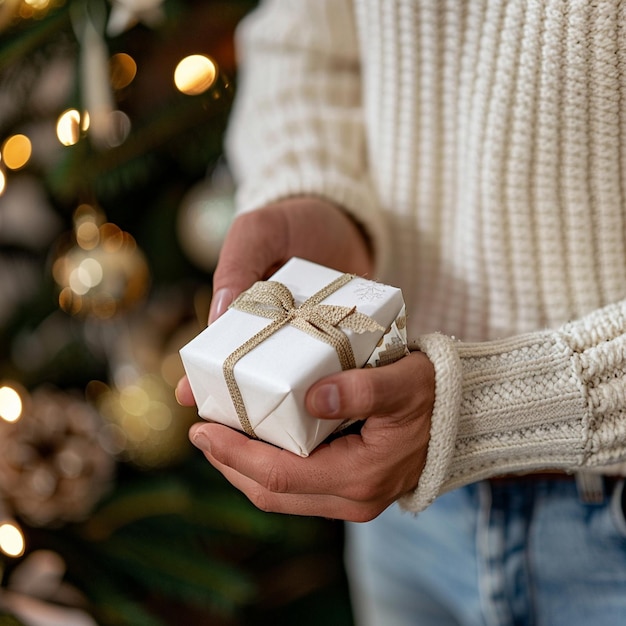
[95,372,196,469]
[90,286,200,469]
[0,386,115,528]
[177,166,235,272]
[72,0,117,149]
[106,0,165,37]
[1,550,97,626]
[0,176,62,326]
[52,208,150,319]
[0,176,62,249]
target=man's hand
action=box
[177,195,436,521]
[187,351,434,522]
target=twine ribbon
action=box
[224,273,384,438]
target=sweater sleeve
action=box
[224,0,390,273]
[400,298,626,513]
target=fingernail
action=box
[209,288,233,324]
[311,384,340,416]
[190,425,211,453]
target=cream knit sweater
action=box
[225,0,626,512]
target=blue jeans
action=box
[345,478,626,626]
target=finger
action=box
[175,375,195,406]
[204,453,383,521]
[189,422,381,501]
[306,351,434,421]
[210,212,287,323]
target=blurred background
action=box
[0,1,354,624]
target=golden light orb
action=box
[0,522,25,558]
[0,385,23,423]
[2,134,32,170]
[174,54,217,96]
[24,0,50,8]
[56,109,83,146]
[110,53,137,90]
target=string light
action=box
[1,134,32,170]
[110,53,137,90]
[174,54,217,96]
[0,521,25,558]
[24,0,50,9]
[0,385,23,423]
[16,0,64,21]
[56,109,89,146]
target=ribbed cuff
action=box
[444,332,588,491]
[399,330,590,513]
[398,333,462,512]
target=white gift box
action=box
[180,257,408,456]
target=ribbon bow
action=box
[224,273,384,438]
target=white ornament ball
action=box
[177,179,235,272]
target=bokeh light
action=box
[174,54,217,95]
[53,220,150,319]
[0,521,25,558]
[74,203,104,251]
[68,257,104,295]
[110,53,137,90]
[19,0,53,18]
[76,219,101,250]
[0,385,23,423]
[2,134,32,170]
[56,109,88,146]
[24,0,50,8]
[104,110,131,147]
[0,168,5,196]
[96,373,193,468]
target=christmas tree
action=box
[0,2,354,624]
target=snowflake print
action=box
[354,280,386,301]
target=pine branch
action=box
[0,4,73,72]
[46,74,234,202]
[96,533,256,613]
[82,580,169,626]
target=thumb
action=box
[305,352,434,421]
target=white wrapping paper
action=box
[180,257,408,456]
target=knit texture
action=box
[225,0,626,510]
[401,299,626,511]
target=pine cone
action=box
[0,386,115,527]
